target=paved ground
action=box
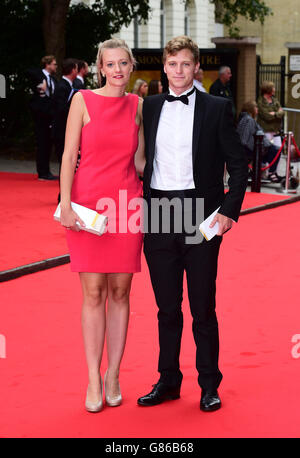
[0,158,59,175]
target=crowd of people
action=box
[237,80,284,183]
[27,57,90,184]
[204,65,284,183]
[27,54,283,188]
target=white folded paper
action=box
[199,207,221,241]
[54,202,107,236]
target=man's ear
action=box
[194,62,200,74]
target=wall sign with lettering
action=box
[290,55,300,72]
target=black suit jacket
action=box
[27,68,57,119]
[73,77,85,90]
[143,89,248,222]
[52,78,74,145]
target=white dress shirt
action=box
[62,76,73,87]
[62,76,75,102]
[76,75,84,84]
[42,69,55,97]
[150,86,196,190]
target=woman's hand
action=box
[60,206,85,232]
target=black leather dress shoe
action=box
[38,173,59,181]
[200,390,221,412]
[137,382,181,406]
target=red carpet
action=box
[0,201,300,437]
[240,190,289,209]
[0,172,66,271]
[0,171,290,272]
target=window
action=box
[134,17,139,48]
[184,4,190,36]
[160,0,165,48]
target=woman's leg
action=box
[106,273,133,394]
[79,272,108,402]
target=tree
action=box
[43,0,151,67]
[211,0,272,37]
[42,0,71,68]
[66,0,151,64]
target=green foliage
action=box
[66,0,151,64]
[211,0,273,37]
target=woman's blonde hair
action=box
[96,38,136,86]
[260,80,275,96]
[132,78,147,95]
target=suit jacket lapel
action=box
[192,89,206,166]
[148,94,166,165]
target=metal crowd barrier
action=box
[251,130,300,193]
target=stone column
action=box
[211,37,261,116]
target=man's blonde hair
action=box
[163,36,199,64]
[96,38,136,86]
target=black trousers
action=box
[32,112,53,177]
[144,190,223,391]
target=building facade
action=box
[115,0,217,49]
[226,0,300,64]
[71,0,219,49]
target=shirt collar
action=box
[62,76,73,87]
[168,85,194,97]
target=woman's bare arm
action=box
[134,97,146,176]
[59,92,86,230]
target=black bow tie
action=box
[165,87,195,105]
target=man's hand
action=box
[37,79,47,96]
[209,213,233,236]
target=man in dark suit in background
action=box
[52,58,78,170]
[27,55,58,180]
[209,66,236,119]
[137,36,248,412]
[73,60,89,89]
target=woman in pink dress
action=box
[59,39,145,413]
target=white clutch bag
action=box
[54,202,107,236]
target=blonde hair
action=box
[260,81,275,96]
[96,38,136,86]
[163,35,199,64]
[132,78,147,95]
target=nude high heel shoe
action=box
[85,376,103,413]
[104,371,122,407]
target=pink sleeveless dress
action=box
[66,90,143,273]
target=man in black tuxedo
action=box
[27,55,58,180]
[73,60,89,90]
[137,36,248,411]
[52,58,78,169]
